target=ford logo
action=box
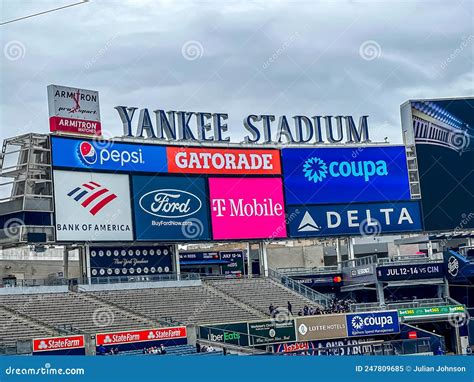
[139,189,202,218]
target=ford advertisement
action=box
[282,146,411,205]
[286,201,422,238]
[132,175,210,241]
[346,311,400,337]
[51,136,168,173]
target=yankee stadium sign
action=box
[115,106,371,144]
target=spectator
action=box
[287,301,293,315]
[160,344,166,355]
[298,309,303,316]
[269,303,275,315]
[97,344,107,355]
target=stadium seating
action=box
[0,292,153,334]
[0,306,54,348]
[205,277,318,315]
[88,284,263,325]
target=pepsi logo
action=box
[78,141,97,165]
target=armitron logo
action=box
[139,189,202,218]
[78,141,97,165]
[303,156,388,184]
[67,182,117,216]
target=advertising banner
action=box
[346,311,400,337]
[166,147,281,175]
[296,314,348,341]
[208,177,286,240]
[274,337,378,356]
[220,250,245,276]
[179,251,220,262]
[289,274,343,288]
[51,136,168,173]
[198,323,249,347]
[248,320,296,345]
[342,263,377,285]
[398,305,465,318]
[48,84,101,136]
[401,98,474,231]
[287,201,422,238]
[132,175,210,241]
[376,263,444,281]
[96,327,187,347]
[53,170,133,241]
[33,335,85,356]
[89,245,172,278]
[282,146,411,205]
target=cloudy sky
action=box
[1,0,473,144]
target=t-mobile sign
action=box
[209,177,286,240]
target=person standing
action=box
[287,301,293,315]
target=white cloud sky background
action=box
[0,0,473,144]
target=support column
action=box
[396,244,401,259]
[427,240,433,257]
[63,246,69,281]
[376,280,385,306]
[260,242,269,277]
[173,244,181,280]
[347,237,355,261]
[246,242,252,279]
[335,239,342,265]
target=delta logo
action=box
[67,181,117,216]
[303,157,388,184]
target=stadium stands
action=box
[206,277,319,316]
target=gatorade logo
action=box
[303,157,388,184]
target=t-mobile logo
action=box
[212,198,283,217]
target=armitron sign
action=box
[48,84,101,136]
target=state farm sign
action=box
[95,327,187,346]
[33,335,85,352]
[47,84,101,136]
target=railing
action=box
[378,254,444,265]
[75,272,201,285]
[276,266,340,276]
[342,254,378,270]
[350,298,455,312]
[0,277,68,288]
[268,268,331,307]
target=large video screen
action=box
[401,98,474,231]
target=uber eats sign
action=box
[198,323,249,347]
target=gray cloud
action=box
[1,0,473,143]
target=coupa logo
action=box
[77,141,144,167]
[302,156,388,184]
[139,189,202,218]
[350,314,394,330]
[67,182,117,216]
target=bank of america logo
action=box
[303,157,328,183]
[67,182,117,216]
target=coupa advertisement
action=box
[346,311,400,337]
[132,175,210,241]
[208,177,287,240]
[282,146,411,205]
[51,136,168,173]
[286,201,422,238]
[89,245,172,278]
[400,98,474,231]
[53,170,133,241]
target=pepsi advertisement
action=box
[287,201,422,238]
[346,311,400,337]
[281,146,411,205]
[51,136,168,173]
[89,245,173,278]
[132,175,210,241]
